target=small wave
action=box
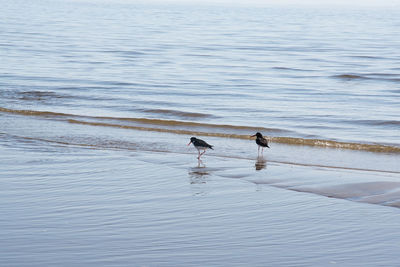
[142,109,215,119]
[18,91,70,101]
[0,107,71,118]
[271,137,400,153]
[65,119,400,153]
[116,50,147,57]
[272,66,315,72]
[333,74,369,80]
[0,107,286,133]
[1,107,400,154]
[0,90,72,103]
[67,119,258,139]
[352,119,400,127]
[350,55,385,60]
[333,73,400,82]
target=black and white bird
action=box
[251,132,270,156]
[187,137,213,159]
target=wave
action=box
[353,119,400,127]
[17,90,72,101]
[0,107,288,134]
[272,66,316,72]
[0,107,71,118]
[0,89,73,103]
[1,107,400,154]
[333,74,368,80]
[333,73,400,82]
[68,118,400,153]
[141,108,215,119]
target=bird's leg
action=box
[199,149,206,158]
[257,146,260,156]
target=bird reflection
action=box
[189,160,209,182]
[189,170,209,181]
[188,164,210,196]
[196,158,205,168]
[255,156,267,171]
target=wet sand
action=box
[1,133,400,266]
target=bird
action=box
[251,132,270,156]
[187,137,213,159]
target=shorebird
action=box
[187,137,213,159]
[251,132,270,156]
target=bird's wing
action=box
[197,139,213,149]
[259,137,269,147]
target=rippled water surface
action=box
[1,0,400,266]
[1,0,399,147]
[2,141,400,266]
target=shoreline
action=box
[2,106,400,154]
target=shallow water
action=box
[1,0,400,265]
[1,136,400,266]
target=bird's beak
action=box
[187,141,192,146]
[250,134,256,137]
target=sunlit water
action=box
[1,0,400,265]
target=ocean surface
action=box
[1,0,400,266]
[1,0,400,151]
